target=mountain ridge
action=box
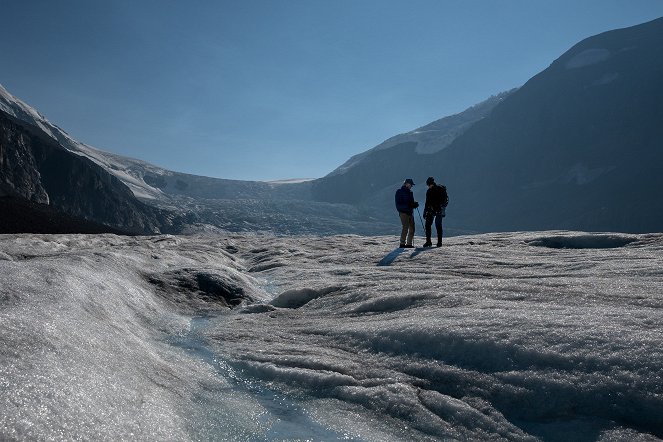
[311,16,663,234]
[0,109,183,234]
[327,90,515,178]
[2,17,662,235]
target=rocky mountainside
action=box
[0,111,181,234]
[311,17,663,234]
[0,196,132,235]
[0,83,317,205]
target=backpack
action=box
[438,185,449,207]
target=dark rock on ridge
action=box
[0,196,132,235]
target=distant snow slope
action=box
[1,83,373,236]
[0,84,166,200]
[1,231,661,440]
[327,90,514,177]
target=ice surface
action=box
[0,235,275,440]
[1,231,662,440]
[526,233,638,249]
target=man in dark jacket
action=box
[395,178,418,248]
[423,177,448,247]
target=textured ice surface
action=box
[0,235,273,440]
[1,231,662,441]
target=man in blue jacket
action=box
[395,178,418,248]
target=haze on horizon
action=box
[1,1,663,181]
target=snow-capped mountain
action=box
[0,108,183,234]
[0,83,180,201]
[326,90,515,179]
[1,85,383,235]
[312,17,663,234]
[3,17,663,236]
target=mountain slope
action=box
[0,196,133,235]
[0,84,311,205]
[0,110,179,234]
[313,92,513,206]
[311,17,663,234]
[434,16,663,233]
[328,91,514,177]
[1,86,392,235]
[1,84,331,234]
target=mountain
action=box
[436,16,663,233]
[0,87,182,234]
[326,90,514,181]
[309,92,513,236]
[311,17,663,234]
[3,17,661,236]
[0,85,391,235]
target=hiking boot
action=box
[404,244,415,248]
[399,243,406,248]
[436,240,442,247]
[423,241,432,247]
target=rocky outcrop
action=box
[0,196,131,235]
[0,115,49,203]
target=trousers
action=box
[399,212,415,245]
[425,213,443,243]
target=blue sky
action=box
[2,1,662,181]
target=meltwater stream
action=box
[170,316,358,441]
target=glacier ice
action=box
[1,231,662,441]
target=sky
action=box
[1,1,663,181]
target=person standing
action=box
[423,177,448,247]
[395,178,418,248]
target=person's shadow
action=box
[377,247,434,266]
[378,247,440,266]
[408,247,435,259]
[377,248,406,266]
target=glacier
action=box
[1,231,662,441]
